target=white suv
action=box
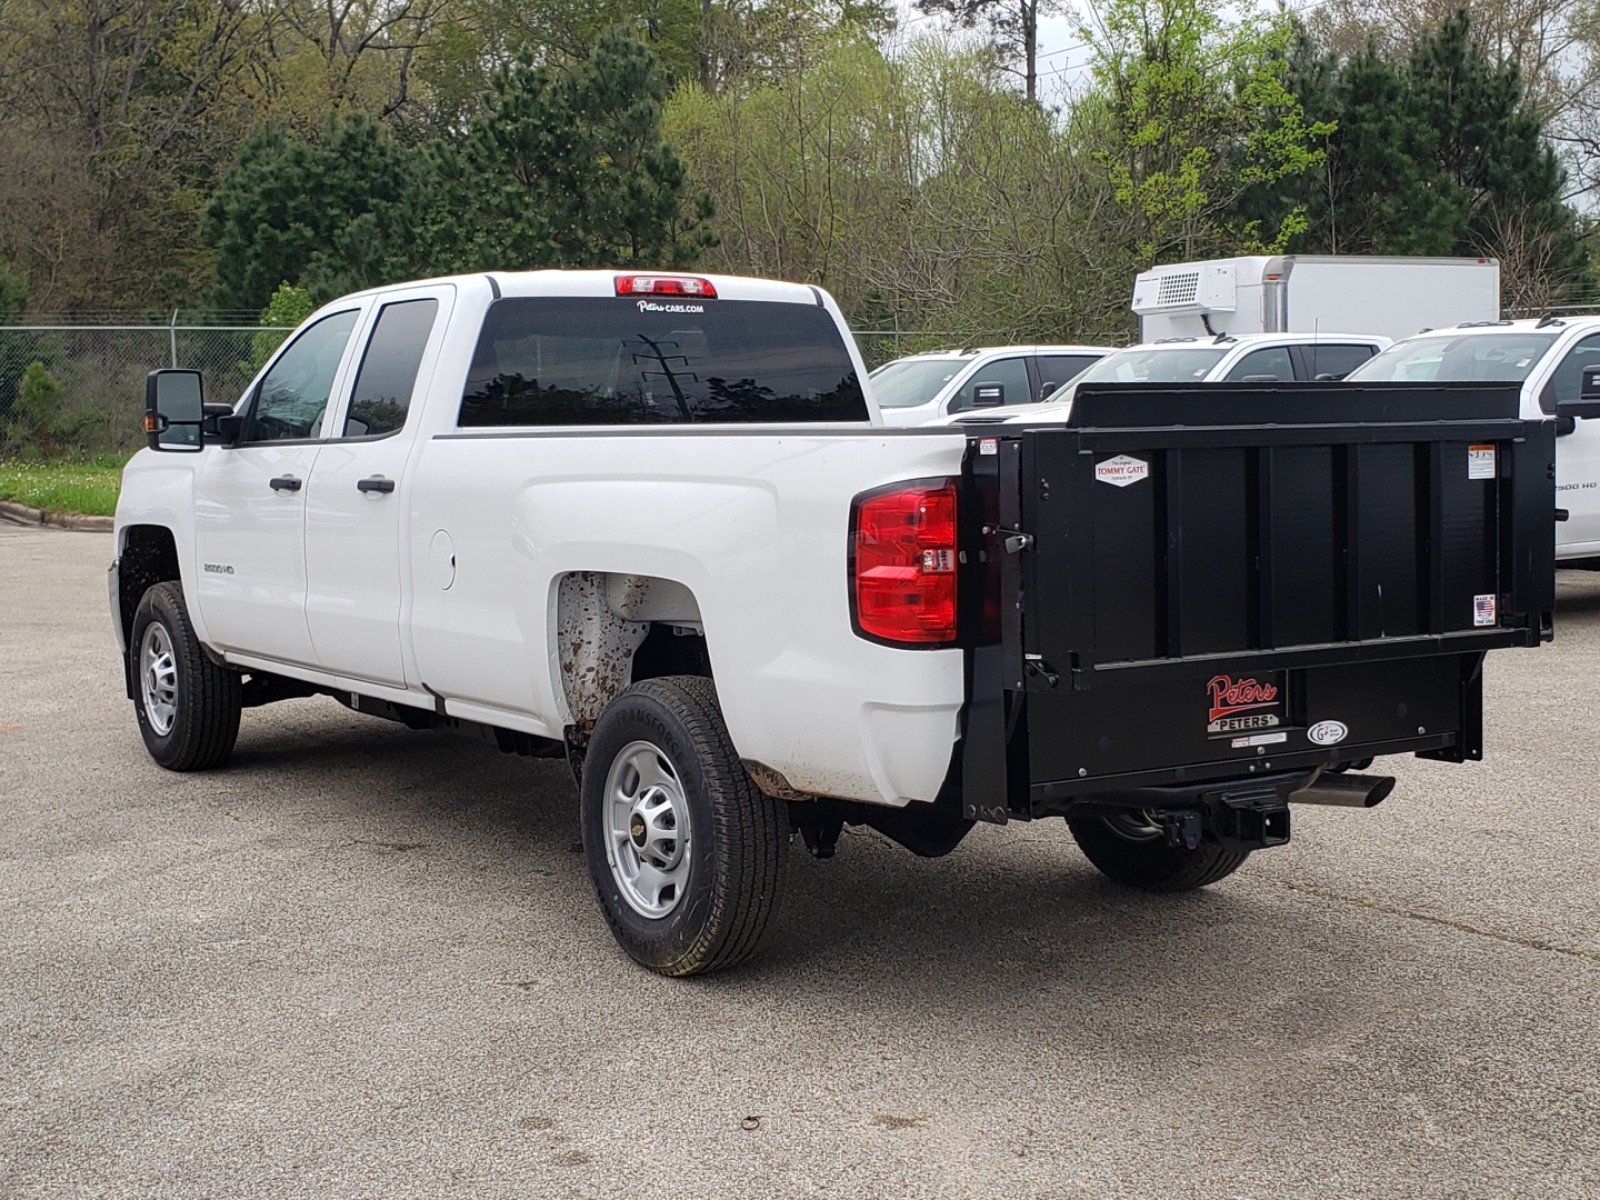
[870,345,1114,426]
[947,332,1390,424]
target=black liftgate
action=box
[961,382,1555,821]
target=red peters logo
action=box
[1207,674,1280,722]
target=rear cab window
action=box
[459,297,868,426]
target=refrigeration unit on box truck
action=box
[1133,255,1501,343]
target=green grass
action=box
[0,457,126,517]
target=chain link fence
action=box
[0,318,292,456]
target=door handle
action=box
[269,475,301,493]
[357,476,396,494]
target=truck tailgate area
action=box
[962,382,1555,818]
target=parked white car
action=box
[870,345,1113,426]
[1345,317,1600,560]
[945,332,1390,424]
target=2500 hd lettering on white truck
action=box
[111,270,1555,976]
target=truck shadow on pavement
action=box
[221,700,1422,1036]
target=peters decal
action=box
[1095,454,1149,487]
[1206,673,1283,735]
[1307,719,1348,747]
[636,300,704,314]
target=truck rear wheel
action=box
[1066,810,1249,892]
[129,581,241,771]
[580,676,790,976]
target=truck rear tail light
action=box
[851,480,959,645]
[614,274,718,299]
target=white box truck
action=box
[1132,255,1500,342]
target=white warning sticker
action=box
[1474,593,1497,626]
[1468,444,1496,480]
[1096,454,1150,487]
[1231,731,1288,749]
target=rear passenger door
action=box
[1540,331,1600,551]
[303,287,451,686]
[1293,343,1380,381]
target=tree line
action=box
[0,0,1592,345]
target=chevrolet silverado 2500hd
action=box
[111,270,1555,975]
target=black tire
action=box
[129,581,242,771]
[1066,811,1249,892]
[580,676,790,976]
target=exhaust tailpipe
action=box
[1289,772,1395,809]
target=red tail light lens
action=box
[614,274,718,298]
[851,480,959,645]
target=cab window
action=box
[951,357,1030,412]
[1224,346,1294,382]
[245,310,360,442]
[343,299,439,437]
[1298,344,1377,380]
[1037,354,1101,398]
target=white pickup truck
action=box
[869,344,1114,425]
[1344,317,1600,561]
[112,270,1555,975]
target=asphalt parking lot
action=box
[2,524,1597,1199]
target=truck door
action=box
[1541,331,1600,553]
[194,308,363,665]
[303,290,449,686]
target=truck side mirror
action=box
[144,369,205,452]
[972,382,1005,408]
[1239,374,1279,383]
[1037,381,1058,402]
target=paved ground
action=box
[1,525,1597,1199]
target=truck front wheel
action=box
[129,581,241,771]
[1066,810,1249,892]
[580,676,790,976]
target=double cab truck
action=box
[112,270,1555,975]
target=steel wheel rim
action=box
[139,621,179,737]
[1101,809,1164,842]
[604,740,692,918]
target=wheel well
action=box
[119,525,180,648]
[556,571,708,735]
